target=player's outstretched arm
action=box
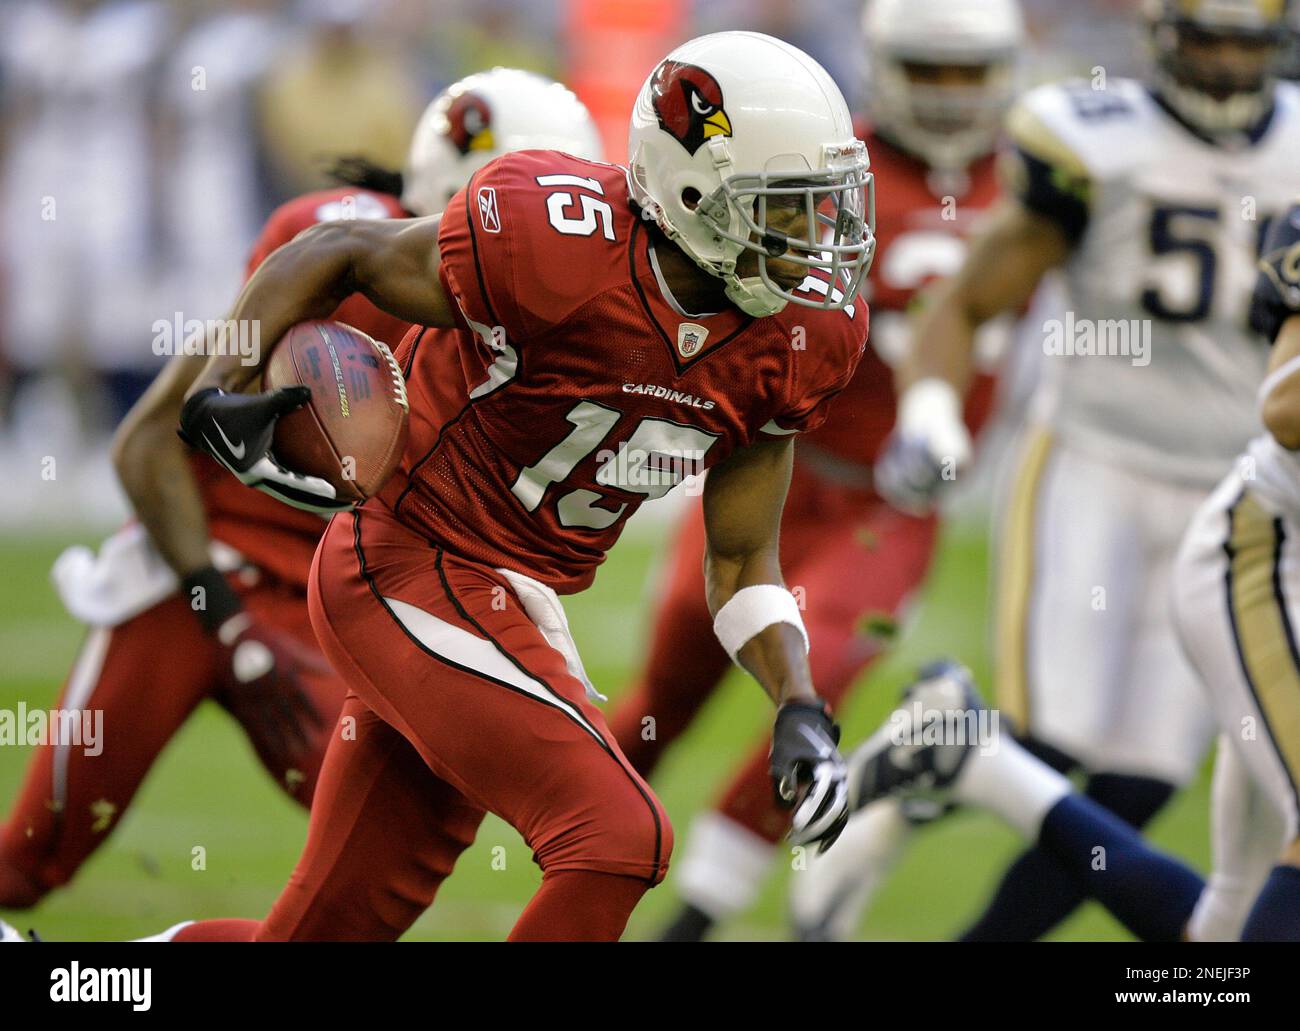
[875,199,1073,516]
[703,437,848,850]
[178,216,456,511]
[901,198,1072,394]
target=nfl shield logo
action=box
[677,322,708,360]
[477,187,501,233]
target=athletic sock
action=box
[670,811,775,930]
[952,734,1072,837]
[952,737,1201,939]
[1241,864,1300,941]
[790,796,914,941]
[962,847,1083,942]
[962,772,1175,942]
[1035,793,1203,941]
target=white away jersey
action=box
[1005,77,1300,487]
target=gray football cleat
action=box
[846,660,987,812]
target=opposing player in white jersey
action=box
[796,0,1300,940]
[1168,200,1300,941]
[843,292,1300,942]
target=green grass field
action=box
[0,521,1212,941]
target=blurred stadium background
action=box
[0,0,1224,940]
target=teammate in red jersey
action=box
[165,31,873,942]
[0,68,602,909]
[610,0,1025,941]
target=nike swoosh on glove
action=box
[179,386,352,514]
[770,700,849,853]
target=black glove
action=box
[182,566,326,765]
[217,613,329,765]
[770,699,849,852]
[179,386,351,514]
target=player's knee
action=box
[597,783,674,884]
[537,779,674,885]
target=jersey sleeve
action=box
[1001,89,1093,244]
[437,158,530,341]
[760,304,870,439]
[437,151,612,344]
[1251,202,1300,344]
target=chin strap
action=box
[724,275,788,317]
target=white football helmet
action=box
[1145,0,1290,137]
[628,32,874,317]
[402,67,604,217]
[863,0,1024,172]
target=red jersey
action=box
[800,130,1002,470]
[381,150,869,594]
[197,187,414,589]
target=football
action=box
[263,319,409,504]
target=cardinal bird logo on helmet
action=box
[443,92,495,156]
[650,60,733,156]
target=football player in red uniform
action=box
[611,0,1024,941]
[166,31,873,942]
[0,69,602,909]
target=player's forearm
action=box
[112,416,213,576]
[901,284,981,394]
[190,221,365,395]
[114,354,217,576]
[1263,386,1300,449]
[705,548,816,705]
[901,202,1070,395]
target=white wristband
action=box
[898,377,971,467]
[1258,353,1300,408]
[898,377,962,434]
[713,584,809,665]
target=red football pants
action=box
[0,576,345,906]
[608,463,937,843]
[184,505,671,941]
